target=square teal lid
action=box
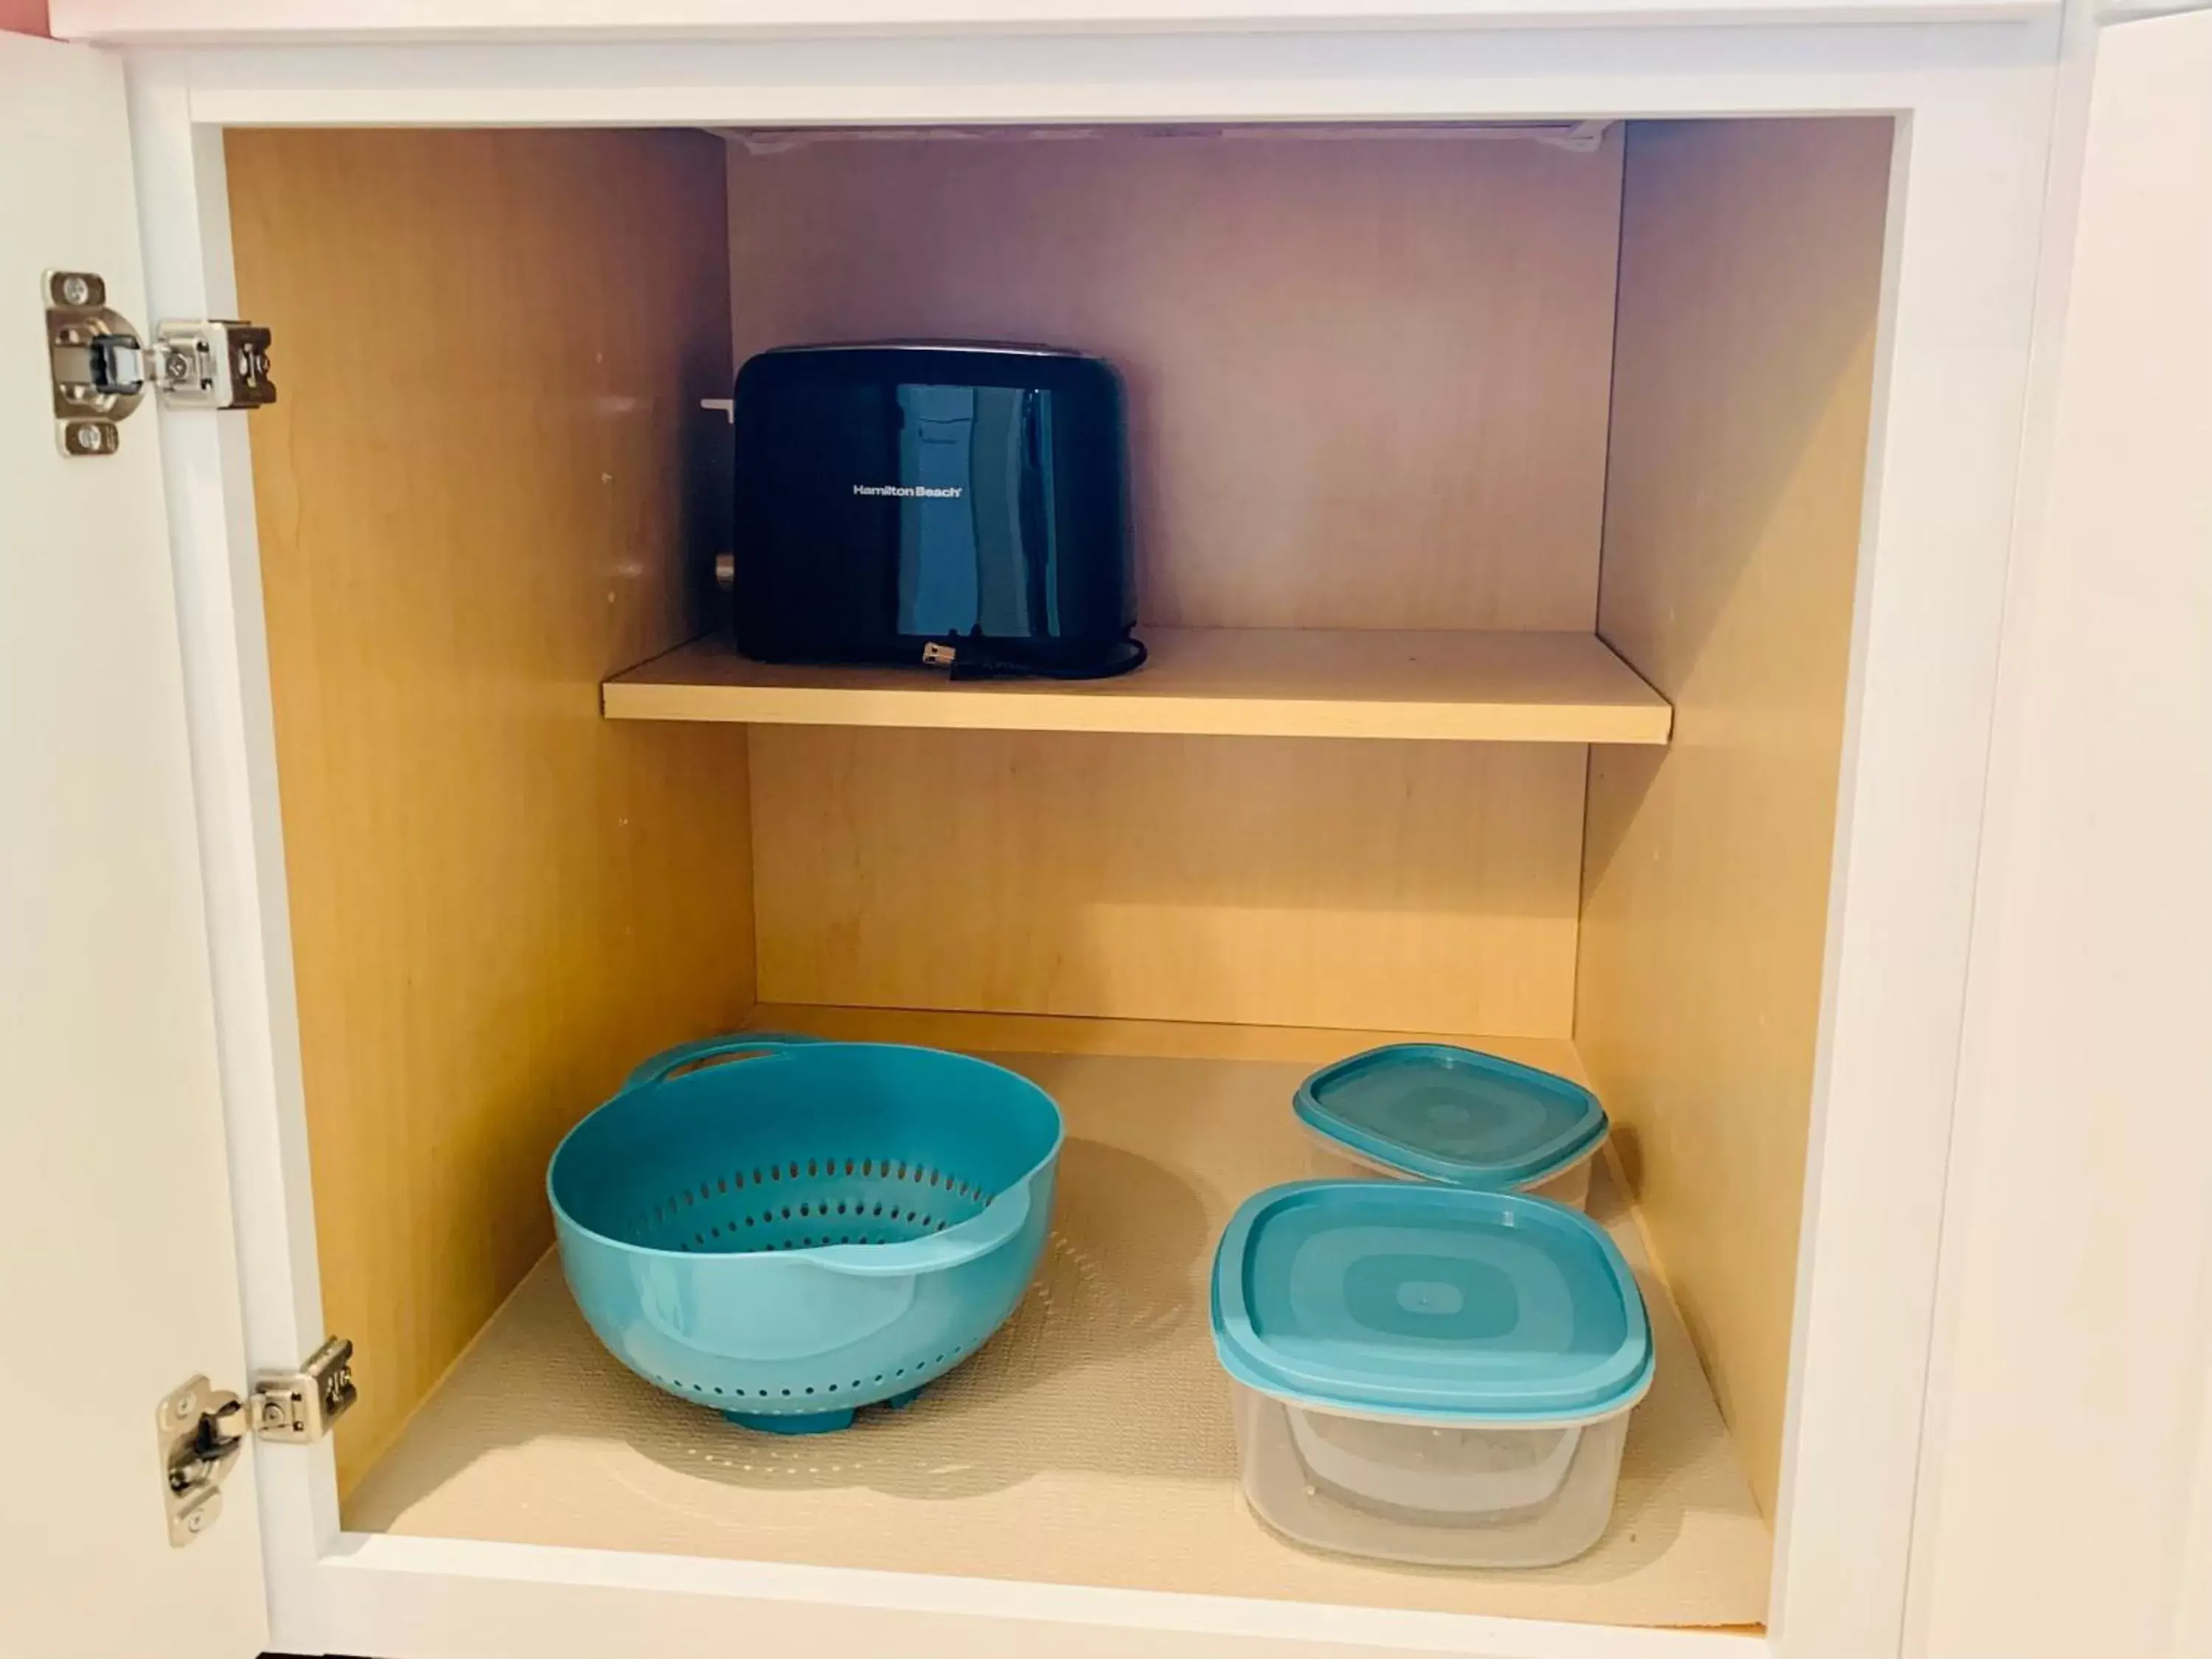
[1295,1043,1607,1190]
[1211,1181,1654,1424]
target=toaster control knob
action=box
[714,552,735,591]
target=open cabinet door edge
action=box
[1910,10,2212,1658]
[0,32,268,1659]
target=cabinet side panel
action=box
[1574,117,1892,1519]
[228,128,752,1494]
[754,727,1585,1037]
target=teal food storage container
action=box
[1211,1180,1654,1567]
[1295,1043,1610,1210]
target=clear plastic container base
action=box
[1301,1130,1599,1211]
[1229,1379,1635,1568]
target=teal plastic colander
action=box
[549,1033,1062,1433]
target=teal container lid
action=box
[1295,1043,1607,1191]
[1211,1181,1654,1425]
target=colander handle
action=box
[622,1031,824,1092]
[805,1183,1034,1278]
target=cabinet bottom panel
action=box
[343,1012,1768,1632]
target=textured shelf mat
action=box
[347,1048,1771,1627]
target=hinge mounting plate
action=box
[250,1335,359,1444]
[156,1337,356,1547]
[153,319,277,415]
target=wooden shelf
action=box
[347,1006,1767,1631]
[602,628,1672,745]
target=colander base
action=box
[723,1383,925,1436]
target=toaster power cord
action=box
[942,636,1149,681]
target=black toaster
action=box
[730,343,1141,679]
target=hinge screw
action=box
[74,425,105,453]
[58,274,91,306]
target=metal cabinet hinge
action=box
[157,1337,356,1548]
[250,1335,360,1444]
[156,1377,246,1548]
[46,270,275,457]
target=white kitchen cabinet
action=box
[2,8,2202,1659]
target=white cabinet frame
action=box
[121,24,2058,1659]
[52,0,2065,45]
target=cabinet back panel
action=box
[753,726,1585,1035]
[734,128,1621,1030]
[725,128,1624,631]
[1575,117,1893,1519]
[229,128,754,1494]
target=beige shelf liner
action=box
[347,1048,1770,1629]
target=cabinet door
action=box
[0,32,268,1659]
[1910,10,2212,1659]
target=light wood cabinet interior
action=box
[229,128,756,1491]
[227,113,1888,1617]
[725,127,1625,635]
[726,126,1626,1032]
[1576,117,1892,1520]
